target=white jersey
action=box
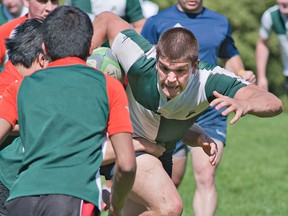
[260,5,288,76]
[111,30,249,152]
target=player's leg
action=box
[123,153,183,216]
[172,141,189,187]
[190,107,227,216]
[284,76,288,95]
[190,140,224,216]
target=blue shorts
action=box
[100,151,173,179]
[173,106,227,157]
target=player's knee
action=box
[194,169,215,188]
[172,175,183,188]
[157,196,183,216]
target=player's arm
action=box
[91,12,133,50]
[103,137,165,165]
[256,37,270,91]
[0,118,12,146]
[224,55,256,84]
[109,132,136,215]
[210,84,283,124]
[106,76,136,215]
[0,82,19,146]
[132,19,146,33]
[182,123,218,166]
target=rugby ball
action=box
[87,47,124,83]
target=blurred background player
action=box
[65,0,158,33]
[0,0,59,69]
[0,0,28,26]
[141,0,256,215]
[256,0,288,95]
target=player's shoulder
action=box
[265,4,279,14]
[202,7,230,25]
[0,15,26,36]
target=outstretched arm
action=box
[210,84,283,124]
[91,12,134,50]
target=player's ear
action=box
[42,43,48,55]
[192,59,200,74]
[38,53,45,68]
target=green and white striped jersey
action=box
[112,29,249,152]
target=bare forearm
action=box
[0,119,12,146]
[235,85,283,117]
[110,163,136,213]
[256,39,269,80]
[182,123,209,147]
[109,133,136,213]
[224,55,245,73]
[91,12,133,50]
[103,138,165,165]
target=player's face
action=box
[278,0,288,15]
[177,0,203,13]
[2,0,24,16]
[157,58,197,99]
[24,0,59,20]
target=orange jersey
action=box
[0,80,21,127]
[0,60,22,96]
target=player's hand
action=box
[240,70,256,84]
[210,91,246,125]
[257,77,269,91]
[102,186,111,211]
[196,134,218,166]
[133,137,166,158]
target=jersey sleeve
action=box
[204,66,249,102]
[105,75,133,136]
[0,81,20,127]
[259,9,273,39]
[126,0,145,23]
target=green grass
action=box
[179,112,288,216]
[101,111,288,215]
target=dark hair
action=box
[42,6,93,61]
[5,18,45,68]
[156,27,199,65]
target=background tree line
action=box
[152,0,285,97]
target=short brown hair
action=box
[156,27,199,65]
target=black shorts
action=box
[0,181,9,216]
[6,194,100,216]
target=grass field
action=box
[179,111,288,216]
[101,110,288,215]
